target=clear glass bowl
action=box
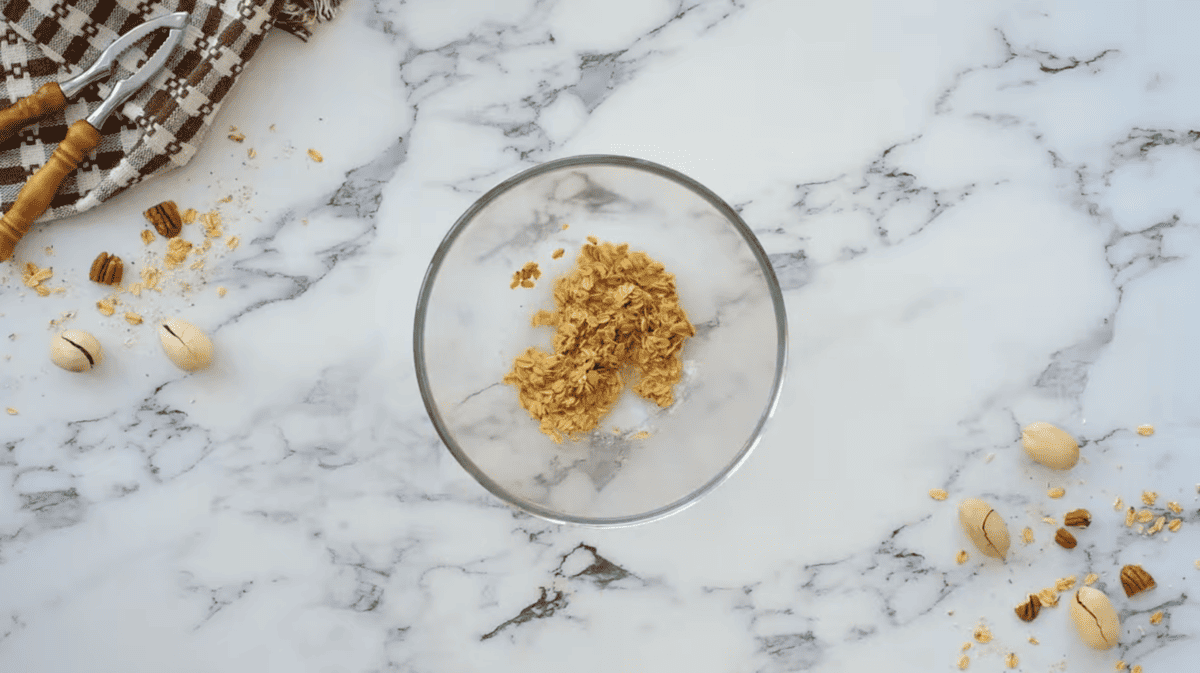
[414,155,787,526]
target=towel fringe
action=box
[275,0,344,41]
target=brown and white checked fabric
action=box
[0,0,338,224]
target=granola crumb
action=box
[141,229,155,245]
[1005,653,1018,669]
[1132,666,1143,673]
[632,430,650,440]
[1022,527,1035,544]
[217,286,227,297]
[1168,519,1182,532]
[1114,496,1124,510]
[307,148,323,162]
[1049,487,1066,499]
[189,259,205,271]
[1142,490,1158,506]
[1136,424,1154,436]
[929,488,948,501]
[1055,576,1077,591]
[1149,611,1163,625]
[182,208,198,224]
[141,265,161,291]
[1084,573,1099,586]
[1042,516,1057,525]
[1167,501,1182,514]
[123,312,143,325]
[1147,515,1166,535]
[961,642,972,652]
[957,654,969,670]
[1137,509,1155,524]
[228,126,245,142]
[562,223,569,230]
[552,248,565,260]
[201,210,222,238]
[956,550,969,564]
[21,262,57,295]
[128,283,142,297]
[510,261,542,289]
[226,236,240,250]
[972,624,992,644]
[1116,662,1127,671]
[218,195,232,204]
[5,407,16,415]
[1028,636,1039,645]
[164,237,193,269]
[96,297,116,316]
[1126,506,1136,527]
[1037,587,1059,607]
[248,148,256,159]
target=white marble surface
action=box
[2,0,1199,670]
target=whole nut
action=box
[958,498,1011,560]
[1119,564,1155,597]
[144,200,183,238]
[159,319,213,371]
[1064,508,1092,528]
[1015,594,1041,622]
[88,251,123,285]
[1070,587,1120,649]
[1054,527,1077,549]
[50,330,103,372]
[1021,422,1079,469]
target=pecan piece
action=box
[1015,594,1042,622]
[1064,508,1092,528]
[1054,527,1077,549]
[1120,564,1156,597]
[88,252,123,286]
[144,200,183,238]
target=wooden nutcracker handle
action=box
[0,82,67,145]
[0,119,100,262]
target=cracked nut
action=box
[159,319,213,371]
[88,252,123,285]
[1015,594,1041,622]
[1119,564,1155,597]
[144,200,183,238]
[50,330,103,372]
[1064,508,1092,528]
[1021,421,1079,469]
[1070,587,1120,649]
[959,498,1010,560]
[1055,527,1078,549]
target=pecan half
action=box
[1055,527,1077,549]
[1120,564,1155,597]
[144,200,183,238]
[1064,508,1092,528]
[1015,594,1042,622]
[88,252,123,286]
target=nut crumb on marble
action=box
[1028,636,1039,645]
[228,126,245,142]
[957,654,969,670]
[1005,652,1018,669]
[182,208,198,224]
[972,624,993,644]
[97,296,117,316]
[552,247,565,259]
[1149,610,1163,624]
[1126,507,1136,527]
[308,148,323,162]
[1055,576,1077,591]
[1132,666,1143,673]
[929,488,948,501]
[1136,424,1154,436]
[217,286,227,297]
[1038,587,1060,607]
[5,407,16,415]
[1043,516,1057,525]
[955,549,969,564]
[1048,487,1066,498]
[141,229,155,244]
[1142,490,1158,506]
[1084,573,1099,586]
[226,236,239,250]
[1136,509,1155,524]
[1114,496,1124,510]
[1147,515,1166,535]
[1168,519,1181,532]
[248,147,256,159]
[123,312,143,325]
[961,642,972,651]
[1167,501,1182,514]
[1022,526,1034,544]
[1116,661,1128,671]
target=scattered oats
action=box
[197,238,213,254]
[164,237,193,269]
[929,488,949,501]
[1126,506,1136,527]
[225,236,239,250]
[972,624,992,644]
[96,297,116,316]
[957,654,969,670]
[1028,636,1039,645]
[141,265,161,291]
[1136,424,1154,436]
[1116,662,1128,671]
[307,148,323,162]
[961,642,972,652]
[141,229,155,245]
[1147,515,1166,535]
[182,208,198,224]
[21,262,58,295]
[1022,527,1035,544]
[1049,487,1066,498]
[1132,666,1143,673]
[562,223,569,230]
[1114,496,1124,510]
[1037,587,1059,607]
[1168,501,1182,514]
[1149,611,1163,625]
[128,283,142,297]
[227,126,245,142]
[1168,519,1182,532]
[201,210,222,238]
[1142,491,1158,506]
[217,286,227,297]
[1005,652,1018,669]
[1055,576,1077,592]
[1085,573,1099,586]
[1043,516,1057,525]
[5,407,16,415]
[1136,509,1155,524]
[123,312,143,325]
[248,147,256,159]
[956,550,969,564]
[510,261,542,289]
[552,247,565,260]
[189,259,205,271]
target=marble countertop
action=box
[2,0,1198,670]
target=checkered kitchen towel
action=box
[0,0,339,224]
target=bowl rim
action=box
[413,154,788,527]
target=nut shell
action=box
[1021,422,1079,469]
[159,319,213,372]
[958,498,1011,560]
[1070,587,1120,649]
[50,330,103,372]
[1119,564,1155,597]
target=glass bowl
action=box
[414,155,787,526]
